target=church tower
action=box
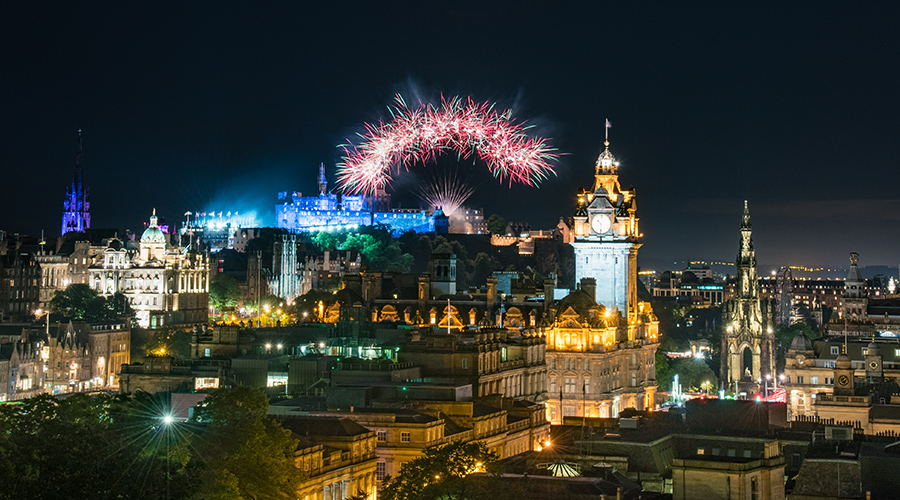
[570,133,641,322]
[841,252,868,323]
[721,201,775,392]
[61,130,91,235]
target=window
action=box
[550,377,557,393]
[751,478,758,500]
[583,378,590,394]
[400,432,410,443]
[712,448,720,455]
[564,406,576,416]
[550,408,557,421]
[727,449,736,457]
[895,348,900,357]
[862,348,869,356]
[565,378,576,394]
[797,376,804,384]
[743,449,752,458]
[376,462,386,480]
[811,376,819,385]
[377,431,386,442]
[584,359,590,371]
[831,346,840,355]
[461,358,468,369]
[204,348,211,357]
[550,358,556,369]
[697,448,705,455]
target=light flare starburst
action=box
[337,95,558,194]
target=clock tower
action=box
[571,136,641,322]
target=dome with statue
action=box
[140,209,167,245]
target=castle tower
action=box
[317,163,327,195]
[570,135,641,322]
[61,129,91,235]
[721,201,775,392]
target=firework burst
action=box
[415,171,475,217]
[336,94,558,194]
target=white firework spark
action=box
[416,171,475,218]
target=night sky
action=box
[2,2,899,269]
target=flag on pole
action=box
[606,119,612,129]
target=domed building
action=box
[89,210,209,328]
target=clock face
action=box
[869,360,879,370]
[838,375,850,386]
[591,214,611,234]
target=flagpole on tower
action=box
[605,118,611,145]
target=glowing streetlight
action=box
[276,343,283,350]
[162,414,174,425]
[265,343,272,350]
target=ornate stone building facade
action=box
[545,137,659,422]
[89,211,209,328]
[721,202,774,393]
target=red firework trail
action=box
[336,95,558,194]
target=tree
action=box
[774,321,817,371]
[381,441,498,500]
[0,393,194,499]
[50,284,134,322]
[469,252,496,287]
[191,387,301,500]
[209,274,242,312]
[667,357,719,392]
[134,325,193,359]
[486,214,506,235]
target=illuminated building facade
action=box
[543,278,659,422]
[45,320,131,392]
[721,202,775,393]
[179,210,258,251]
[61,130,90,235]
[545,137,659,422]
[276,164,435,234]
[89,211,209,329]
[823,252,900,337]
[570,140,641,320]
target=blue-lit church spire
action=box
[61,129,91,235]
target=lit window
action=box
[401,432,410,443]
[377,431,386,442]
[376,462,386,480]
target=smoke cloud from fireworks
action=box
[336,94,558,194]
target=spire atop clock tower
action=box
[593,128,622,198]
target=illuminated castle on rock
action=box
[544,134,659,423]
[721,201,774,393]
[277,163,434,235]
[61,130,90,235]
